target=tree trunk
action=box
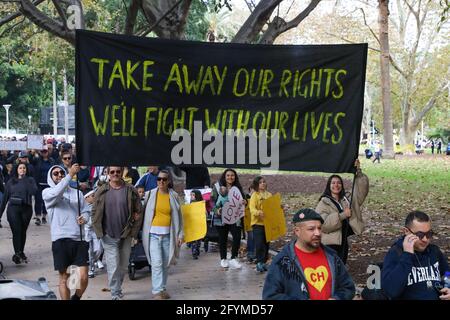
[378,0,394,159]
[400,123,417,154]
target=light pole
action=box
[2,104,11,135]
[28,115,32,133]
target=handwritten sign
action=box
[222,186,244,225]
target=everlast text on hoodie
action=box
[381,236,449,300]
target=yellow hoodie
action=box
[249,190,272,227]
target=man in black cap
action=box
[262,208,355,300]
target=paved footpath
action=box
[0,219,266,300]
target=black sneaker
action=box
[12,254,22,264]
[34,217,41,226]
[19,252,28,263]
[41,217,47,224]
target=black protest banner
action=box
[76,30,367,173]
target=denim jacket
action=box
[262,241,355,300]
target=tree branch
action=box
[51,0,68,29]
[124,0,141,35]
[141,0,189,38]
[0,0,44,27]
[18,0,75,45]
[259,0,321,44]
[359,7,380,47]
[412,79,449,126]
[232,0,282,43]
[0,16,26,38]
[324,32,380,53]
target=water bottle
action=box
[444,271,450,289]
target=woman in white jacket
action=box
[142,169,183,300]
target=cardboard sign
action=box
[222,186,244,225]
[262,193,286,242]
[181,201,207,243]
[27,135,44,150]
[0,141,27,151]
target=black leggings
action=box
[34,185,48,217]
[7,204,33,254]
[216,224,241,260]
[253,225,269,264]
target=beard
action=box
[304,237,321,250]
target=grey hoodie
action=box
[42,165,90,242]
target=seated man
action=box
[262,208,355,300]
[381,210,449,300]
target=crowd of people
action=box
[0,137,448,301]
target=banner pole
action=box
[76,175,83,242]
[341,160,358,261]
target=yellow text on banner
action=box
[262,193,286,242]
[181,201,207,243]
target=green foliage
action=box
[185,0,210,41]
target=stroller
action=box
[128,231,151,280]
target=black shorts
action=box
[52,238,89,272]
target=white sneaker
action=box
[229,258,242,269]
[96,260,104,269]
[220,259,229,268]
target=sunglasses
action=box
[406,227,434,240]
[109,170,122,175]
[157,177,168,182]
[52,170,66,177]
[62,157,71,161]
[40,150,48,153]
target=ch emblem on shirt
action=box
[304,266,329,292]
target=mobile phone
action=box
[433,282,444,295]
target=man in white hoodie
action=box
[43,164,90,300]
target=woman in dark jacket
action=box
[0,163,38,264]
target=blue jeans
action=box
[246,230,256,259]
[101,235,132,298]
[149,233,170,294]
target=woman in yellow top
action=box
[249,176,272,273]
[142,170,183,300]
